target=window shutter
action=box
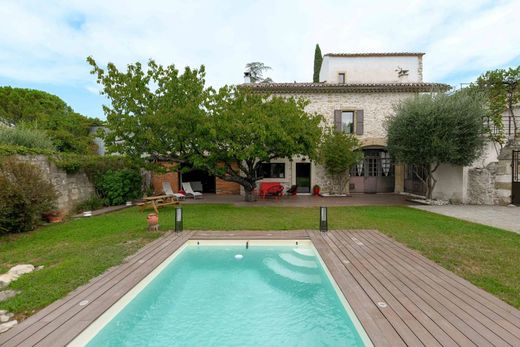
[355,109,364,135]
[334,110,342,132]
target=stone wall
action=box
[464,143,518,205]
[15,155,95,212]
[467,163,498,205]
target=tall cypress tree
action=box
[313,44,323,83]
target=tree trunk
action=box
[425,163,439,200]
[244,187,256,202]
[337,173,349,195]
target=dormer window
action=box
[338,73,345,84]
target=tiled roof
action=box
[324,52,425,57]
[242,82,451,93]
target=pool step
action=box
[263,258,321,284]
[279,253,318,269]
[292,248,315,257]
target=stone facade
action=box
[258,91,416,193]
[298,92,416,141]
[15,155,95,212]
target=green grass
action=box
[0,204,519,320]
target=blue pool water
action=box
[87,244,366,346]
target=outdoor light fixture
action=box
[320,206,328,232]
[175,207,183,232]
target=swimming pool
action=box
[72,240,370,346]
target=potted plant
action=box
[44,210,63,223]
[313,184,321,196]
[147,213,159,231]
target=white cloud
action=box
[0,0,519,94]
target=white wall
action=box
[319,55,422,84]
[432,164,464,203]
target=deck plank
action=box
[308,230,407,347]
[327,231,461,347]
[332,231,487,346]
[366,230,520,323]
[356,231,520,344]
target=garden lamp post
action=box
[320,206,328,232]
[175,207,183,232]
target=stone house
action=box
[152,52,518,204]
[246,52,450,195]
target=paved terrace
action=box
[182,193,414,207]
[413,205,520,234]
[2,230,519,346]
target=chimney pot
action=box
[244,72,251,84]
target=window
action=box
[338,73,345,84]
[257,163,285,179]
[341,111,354,134]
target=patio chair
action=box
[189,181,203,192]
[182,182,203,199]
[286,185,298,196]
[162,181,185,201]
[265,184,284,200]
[259,182,282,199]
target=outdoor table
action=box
[138,195,180,214]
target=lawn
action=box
[0,204,519,321]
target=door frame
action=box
[295,162,312,194]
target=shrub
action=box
[0,158,58,234]
[74,195,106,213]
[96,168,142,206]
[50,153,130,175]
[0,126,55,150]
[0,144,55,156]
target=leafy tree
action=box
[0,87,99,153]
[313,44,322,83]
[88,57,323,201]
[318,130,361,194]
[387,91,486,200]
[245,62,272,83]
[476,66,520,144]
[87,57,211,164]
[192,86,323,201]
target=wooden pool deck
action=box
[1,230,519,346]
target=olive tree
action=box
[387,91,486,199]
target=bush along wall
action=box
[1,147,144,214]
[0,158,58,234]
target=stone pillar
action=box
[495,143,519,205]
[394,163,405,193]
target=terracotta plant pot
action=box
[147,213,159,226]
[44,211,63,223]
[313,185,321,196]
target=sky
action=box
[0,0,519,119]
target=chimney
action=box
[244,71,251,84]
